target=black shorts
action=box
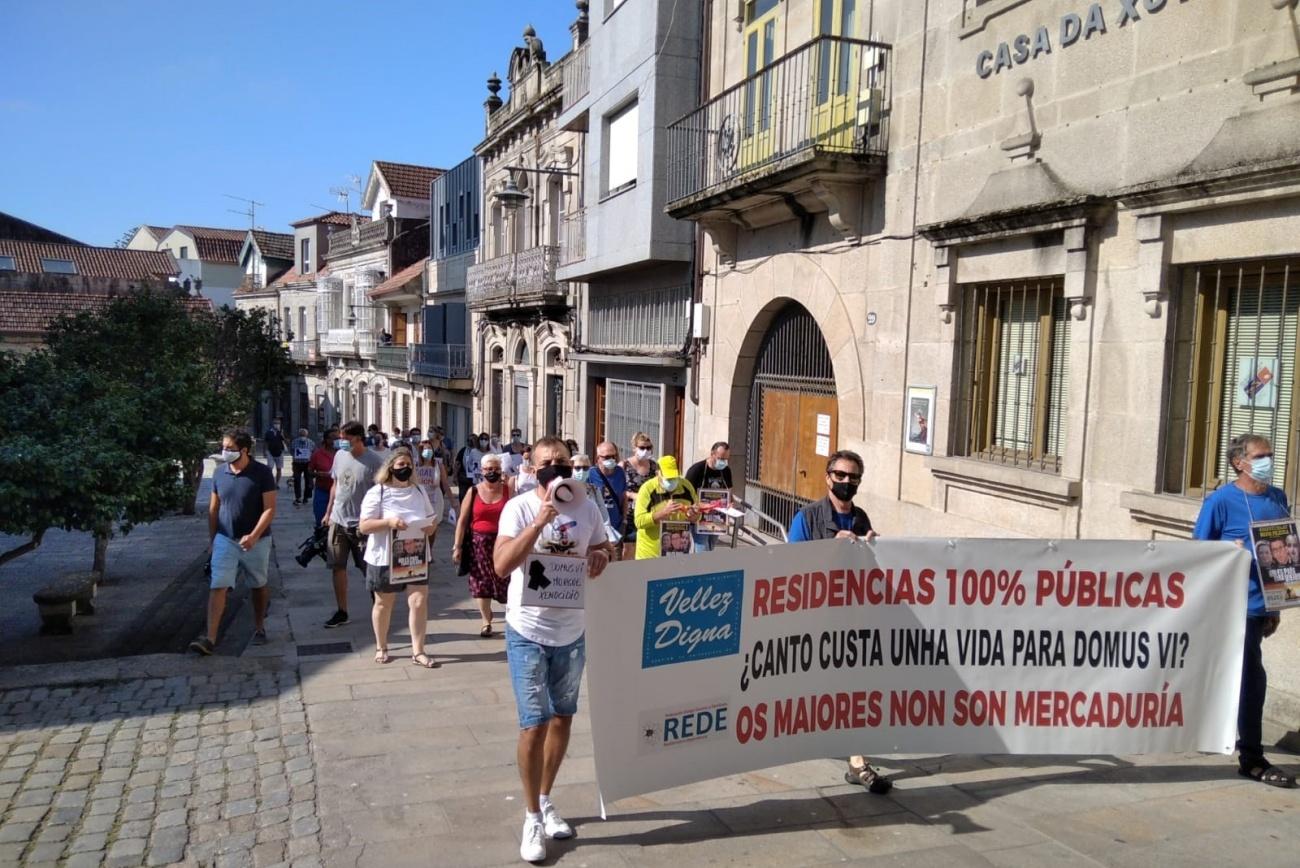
[366,564,429,593]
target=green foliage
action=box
[0,289,292,551]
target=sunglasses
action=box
[829,470,862,483]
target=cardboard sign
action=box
[389,526,430,583]
[521,554,587,609]
[1249,517,1300,610]
[697,490,731,537]
[660,521,693,557]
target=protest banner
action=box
[586,538,1248,806]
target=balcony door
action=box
[811,0,858,149]
[392,311,407,346]
[741,0,780,170]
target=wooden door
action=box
[672,386,685,460]
[393,311,407,346]
[593,379,607,446]
[795,392,838,500]
[757,388,799,495]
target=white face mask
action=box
[601,458,617,471]
[219,449,241,464]
[662,477,679,491]
[636,448,651,459]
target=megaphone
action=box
[548,476,589,514]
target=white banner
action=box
[587,538,1248,806]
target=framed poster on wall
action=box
[905,386,936,455]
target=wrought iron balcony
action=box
[289,338,321,364]
[466,246,568,311]
[375,344,410,374]
[665,35,890,225]
[412,343,471,381]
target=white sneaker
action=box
[520,817,547,863]
[542,803,573,839]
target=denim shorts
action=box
[505,625,585,729]
[210,534,271,590]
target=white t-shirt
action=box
[359,483,435,567]
[498,491,608,646]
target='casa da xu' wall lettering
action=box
[975,0,1189,79]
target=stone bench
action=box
[32,571,99,635]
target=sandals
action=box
[479,623,493,638]
[411,652,440,669]
[845,760,893,794]
[1239,762,1296,788]
[374,649,391,664]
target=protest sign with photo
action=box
[660,521,693,557]
[390,525,430,583]
[1248,517,1300,610]
[588,538,1249,806]
[696,490,731,536]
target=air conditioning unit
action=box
[693,302,711,340]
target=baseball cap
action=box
[659,456,681,479]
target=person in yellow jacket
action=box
[632,456,700,559]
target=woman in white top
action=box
[358,449,440,668]
[415,439,454,536]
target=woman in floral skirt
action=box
[452,452,513,637]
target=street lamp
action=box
[494,173,530,211]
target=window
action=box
[605,101,639,194]
[745,0,780,24]
[606,0,630,16]
[606,379,663,458]
[954,278,1070,472]
[179,246,189,260]
[284,307,292,340]
[301,238,312,273]
[298,307,307,341]
[0,255,14,271]
[1162,258,1300,500]
[40,258,77,274]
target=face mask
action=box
[392,466,414,482]
[219,449,241,464]
[536,463,573,489]
[714,459,729,470]
[601,458,617,471]
[336,439,350,450]
[479,439,489,448]
[484,470,502,483]
[636,448,651,459]
[573,469,590,482]
[831,481,859,501]
[662,477,679,492]
[1248,456,1275,484]
[511,435,521,444]
[421,448,434,459]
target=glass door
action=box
[810,0,858,149]
[740,0,780,170]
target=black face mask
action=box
[535,463,573,489]
[483,470,502,483]
[831,480,859,501]
[392,466,414,482]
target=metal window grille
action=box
[586,285,691,352]
[606,380,663,457]
[954,279,1070,473]
[1161,258,1299,506]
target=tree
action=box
[0,289,292,574]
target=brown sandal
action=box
[845,760,893,794]
[374,649,391,664]
[411,652,440,669]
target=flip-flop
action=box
[374,650,391,664]
[412,653,440,669]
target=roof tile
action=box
[374,161,444,200]
[0,240,179,280]
[0,290,212,336]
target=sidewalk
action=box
[2,470,1300,866]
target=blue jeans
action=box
[312,487,329,528]
[1238,615,1270,766]
[692,529,717,553]
[505,625,585,729]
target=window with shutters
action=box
[605,380,663,459]
[1162,258,1300,502]
[954,278,1070,473]
[604,101,638,195]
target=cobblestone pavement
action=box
[0,671,317,868]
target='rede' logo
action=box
[641,571,743,668]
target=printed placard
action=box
[1249,517,1300,610]
[521,553,587,609]
[660,521,693,557]
[390,526,429,583]
[696,489,731,537]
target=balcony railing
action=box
[563,41,589,107]
[412,343,471,380]
[466,246,567,310]
[289,338,320,364]
[321,328,378,359]
[376,344,410,374]
[666,35,890,207]
[326,219,390,257]
[560,209,586,266]
[587,284,691,353]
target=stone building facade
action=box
[667,0,1300,540]
[470,23,588,443]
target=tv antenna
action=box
[328,174,363,214]
[224,194,264,228]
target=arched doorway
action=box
[745,302,838,533]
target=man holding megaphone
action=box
[493,437,614,863]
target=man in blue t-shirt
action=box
[1193,433,1294,788]
[786,449,889,794]
[587,441,628,554]
[191,429,277,656]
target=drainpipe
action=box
[689,0,713,407]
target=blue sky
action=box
[0,2,579,246]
